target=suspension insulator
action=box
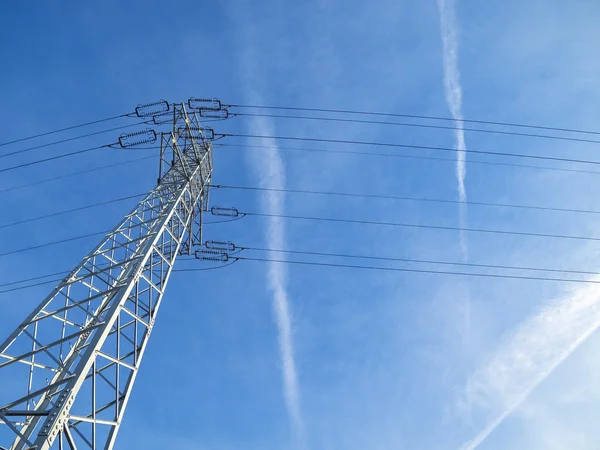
[210,206,239,217]
[205,240,236,251]
[118,129,157,148]
[188,97,222,111]
[194,249,229,262]
[178,126,215,141]
[199,108,229,119]
[135,100,170,118]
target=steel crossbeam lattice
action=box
[0,103,213,450]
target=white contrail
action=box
[437,0,468,258]
[437,0,472,380]
[460,280,600,449]
[245,115,306,445]
[236,12,305,444]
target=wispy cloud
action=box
[437,0,472,377]
[437,0,468,259]
[245,115,306,446]
[235,10,307,444]
[459,281,600,449]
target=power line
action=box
[0,121,149,160]
[0,155,155,196]
[0,193,145,230]
[0,144,109,174]
[7,240,600,295]
[222,134,600,167]
[214,184,600,216]
[3,178,596,242]
[228,104,600,138]
[0,211,239,260]
[0,140,595,206]
[242,210,600,243]
[0,278,65,295]
[0,230,108,258]
[0,270,68,288]
[3,258,599,296]
[7,205,600,263]
[0,261,234,295]
[180,256,600,285]
[217,143,600,176]
[0,134,596,199]
[0,112,130,148]
[234,112,600,145]
[2,179,598,237]
[0,186,225,230]
[241,246,600,276]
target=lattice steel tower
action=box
[0,101,217,449]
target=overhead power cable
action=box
[0,112,130,148]
[239,246,600,277]
[228,104,600,138]
[0,131,157,174]
[7,240,600,296]
[0,209,240,259]
[234,112,600,145]
[3,178,599,236]
[0,144,109,174]
[217,143,600,176]
[0,139,596,203]
[0,230,108,258]
[8,204,600,263]
[180,249,600,284]
[0,278,67,295]
[0,193,145,230]
[4,255,600,295]
[0,155,155,196]
[0,121,149,159]
[228,256,600,285]
[213,184,600,216]
[222,134,600,167]
[241,210,600,243]
[10,256,598,296]
[0,261,233,295]
[0,270,69,289]
[0,134,597,197]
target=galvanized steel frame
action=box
[0,104,212,450]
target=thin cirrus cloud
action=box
[244,110,307,446]
[437,0,468,259]
[234,7,307,443]
[459,279,600,449]
[437,0,473,369]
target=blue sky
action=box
[1,1,600,449]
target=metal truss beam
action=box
[0,103,213,450]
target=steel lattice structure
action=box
[0,102,214,450]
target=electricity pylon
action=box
[0,101,216,450]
